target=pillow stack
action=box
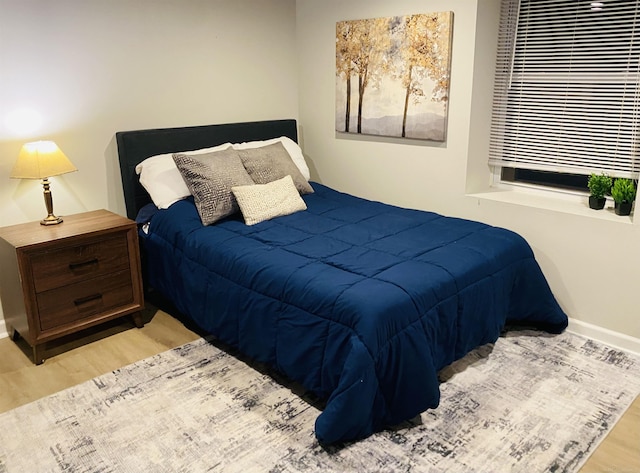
[136,136,312,226]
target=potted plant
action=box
[611,178,636,216]
[587,173,612,210]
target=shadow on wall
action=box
[105,135,127,217]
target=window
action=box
[489,0,640,191]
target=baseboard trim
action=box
[0,316,636,355]
[568,318,640,355]
[0,319,7,340]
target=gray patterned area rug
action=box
[0,330,638,473]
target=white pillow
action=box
[231,175,307,226]
[232,136,310,181]
[135,143,232,209]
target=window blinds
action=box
[489,0,640,179]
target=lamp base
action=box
[40,177,64,225]
[41,214,63,225]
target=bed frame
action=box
[114,118,568,444]
[116,119,298,220]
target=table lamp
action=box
[11,141,77,225]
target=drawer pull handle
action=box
[68,258,99,272]
[74,293,103,308]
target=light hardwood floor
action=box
[0,308,637,472]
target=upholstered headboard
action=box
[116,119,298,220]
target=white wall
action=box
[0,0,298,334]
[296,0,640,347]
[1,0,638,348]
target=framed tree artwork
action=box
[336,12,454,142]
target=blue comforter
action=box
[141,183,568,444]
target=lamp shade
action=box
[11,141,77,179]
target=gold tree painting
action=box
[336,12,453,141]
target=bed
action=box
[116,119,568,444]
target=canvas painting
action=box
[336,12,453,141]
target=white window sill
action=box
[467,186,634,224]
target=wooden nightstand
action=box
[0,209,144,364]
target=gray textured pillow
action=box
[237,141,314,195]
[232,175,307,226]
[173,148,254,225]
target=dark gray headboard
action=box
[116,119,298,219]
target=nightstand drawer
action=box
[30,233,130,293]
[37,270,134,331]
